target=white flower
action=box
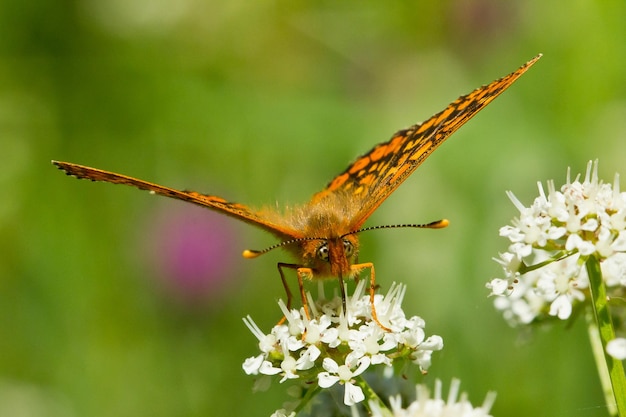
[242,280,443,406]
[489,160,626,324]
[410,335,444,371]
[317,356,370,405]
[606,338,626,360]
[242,354,264,376]
[270,409,295,417]
[369,378,496,417]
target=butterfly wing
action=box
[52,160,302,239]
[312,54,541,229]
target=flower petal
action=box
[343,382,365,406]
[317,372,340,388]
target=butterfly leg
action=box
[277,263,314,324]
[296,267,314,321]
[351,262,392,332]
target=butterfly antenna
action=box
[242,237,324,259]
[343,219,449,237]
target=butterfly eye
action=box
[317,242,329,262]
[342,239,354,257]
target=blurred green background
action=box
[2,1,625,416]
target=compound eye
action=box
[342,239,354,257]
[317,242,329,262]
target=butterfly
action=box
[53,54,541,330]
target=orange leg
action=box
[351,262,391,332]
[296,267,314,321]
[277,263,314,323]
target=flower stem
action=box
[585,255,626,416]
[293,384,322,414]
[355,376,387,414]
[586,310,617,415]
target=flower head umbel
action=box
[369,379,496,417]
[242,280,444,415]
[487,160,626,325]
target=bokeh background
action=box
[2,1,625,416]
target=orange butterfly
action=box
[53,54,540,330]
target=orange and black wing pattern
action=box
[52,161,300,239]
[312,54,541,230]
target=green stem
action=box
[585,255,626,416]
[293,384,322,414]
[586,309,617,415]
[519,251,573,274]
[355,376,389,415]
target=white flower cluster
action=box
[487,160,626,324]
[369,379,496,417]
[242,280,443,411]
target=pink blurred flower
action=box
[142,203,243,305]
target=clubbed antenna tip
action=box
[430,219,449,229]
[242,249,262,259]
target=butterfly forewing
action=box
[52,161,301,239]
[312,54,542,229]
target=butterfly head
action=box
[299,234,360,278]
[243,233,360,279]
